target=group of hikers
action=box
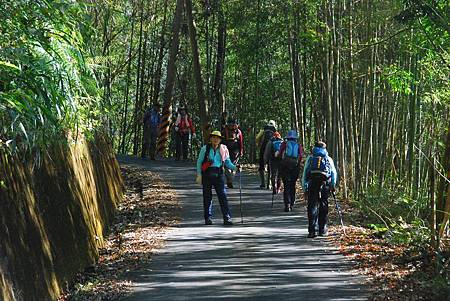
[195,119,337,238]
[142,105,337,238]
[142,104,195,161]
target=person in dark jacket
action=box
[263,131,283,195]
[142,103,161,159]
[278,130,303,212]
[222,118,244,188]
[196,131,241,226]
[256,120,277,189]
[302,141,337,238]
[220,111,229,133]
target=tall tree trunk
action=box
[132,0,145,155]
[287,6,299,131]
[438,125,450,239]
[119,1,136,154]
[348,0,361,193]
[214,0,226,114]
[157,0,183,156]
[185,0,210,141]
[151,0,169,106]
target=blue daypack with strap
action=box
[284,141,299,159]
[309,155,331,182]
[281,141,300,168]
[272,139,282,154]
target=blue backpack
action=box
[309,155,331,182]
[282,141,299,167]
[272,139,282,158]
[150,111,160,127]
[284,141,299,158]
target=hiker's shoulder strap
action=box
[203,144,211,164]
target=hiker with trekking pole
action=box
[196,130,241,226]
[302,141,337,238]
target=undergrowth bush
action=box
[357,175,431,249]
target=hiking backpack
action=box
[281,141,300,166]
[150,111,160,127]
[260,125,275,149]
[309,155,331,183]
[271,139,282,159]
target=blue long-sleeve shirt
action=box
[302,147,337,191]
[196,144,237,175]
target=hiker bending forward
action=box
[196,131,240,226]
[302,141,337,238]
[278,130,303,212]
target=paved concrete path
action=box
[118,156,367,301]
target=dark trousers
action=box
[270,160,281,193]
[282,166,299,208]
[258,149,265,172]
[202,171,231,220]
[307,184,330,234]
[176,132,189,160]
[282,176,297,208]
[142,128,157,158]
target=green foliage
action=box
[0,0,102,155]
[385,218,430,247]
[382,64,414,95]
[358,175,432,248]
[360,175,427,221]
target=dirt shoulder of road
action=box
[324,198,449,301]
[59,164,181,301]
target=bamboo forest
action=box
[0,0,449,300]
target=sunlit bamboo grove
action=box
[1,0,449,269]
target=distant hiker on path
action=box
[279,130,303,212]
[264,131,283,195]
[174,107,195,161]
[220,111,228,133]
[302,141,337,238]
[142,103,161,160]
[196,130,241,226]
[222,118,244,188]
[256,120,277,189]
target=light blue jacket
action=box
[302,147,337,191]
[196,144,237,175]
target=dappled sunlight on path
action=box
[117,156,366,301]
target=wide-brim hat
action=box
[285,130,298,139]
[210,130,223,139]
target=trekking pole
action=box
[332,191,346,236]
[238,170,243,224]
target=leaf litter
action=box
[59,164,181,301]
[324,198,449,301]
